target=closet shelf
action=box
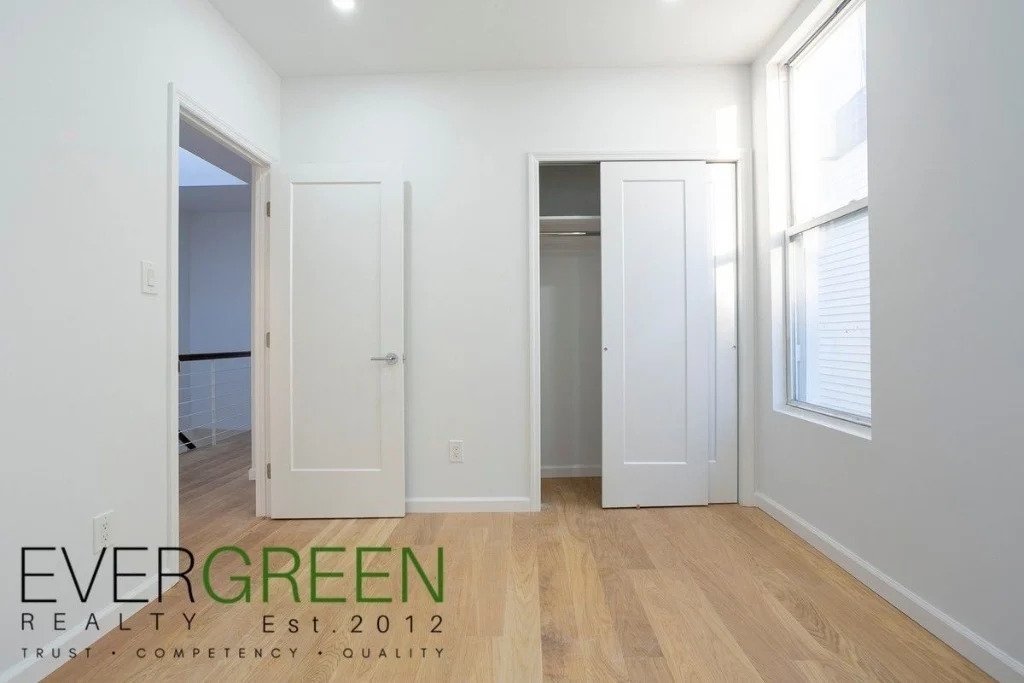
[540,215,601,235]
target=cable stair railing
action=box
[178,350,251,451]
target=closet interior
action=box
[539,163,603,480]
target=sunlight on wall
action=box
[716,104,739,151]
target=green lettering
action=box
[310,547,346,603]
[262,547,301,603]
[203,546,251,604]
[402,547,443,602]
[355,547,392,603]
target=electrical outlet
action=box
[93,511,112,554]
[448,439,464,463]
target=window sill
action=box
[776,403,872,441]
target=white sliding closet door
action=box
[268,163,406,518]
[601,161,712,508]
[708,162,739,504]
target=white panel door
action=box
[601,161,712,508]
[708,162,739,503]
[268,164,405,518]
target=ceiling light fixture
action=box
[332,0,356,13]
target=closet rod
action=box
[540,231,600,237]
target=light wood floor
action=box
[50,437,987,682]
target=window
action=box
[784,0,870,425]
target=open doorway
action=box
[176,120,255,530]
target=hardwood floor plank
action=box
[559,533,628,681]
[632,569,764,681]
[624,655,675,683]
[492,514,542,682]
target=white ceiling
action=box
[209,0,801,77]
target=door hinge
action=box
[266,463,271,479]
[265,331,271,348]
[265,201,271,217]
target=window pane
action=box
[789,1,867,223]
[789,208,871,421]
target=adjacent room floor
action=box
[49,450,987,682]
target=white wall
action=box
[0,0,279,679]
[180,209,252,355]
[751,0,1024,679]
[179,207,253,435]
[540,237,602,477]
[282,66,750,503]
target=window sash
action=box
[785,0,860,69]
[780,0,870,427]
[783,0,867,229]
[787,196,868,239]
[785,205,871,426]
[789,398,872,427]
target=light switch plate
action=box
[140,260,158,294]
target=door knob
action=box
[370,352,399,365]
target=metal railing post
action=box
[210,361,217,446]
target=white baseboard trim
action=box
[756,493,1024,683]
[405,496,532,513]
[1,575,158,683]
[541,465,601,478]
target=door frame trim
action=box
[526,150,756,511]
[167,83,274,553]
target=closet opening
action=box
[532,156,740,510]
[539,163,603,505]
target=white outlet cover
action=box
[448,439,464,463]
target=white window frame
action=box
[780,0,871,428]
